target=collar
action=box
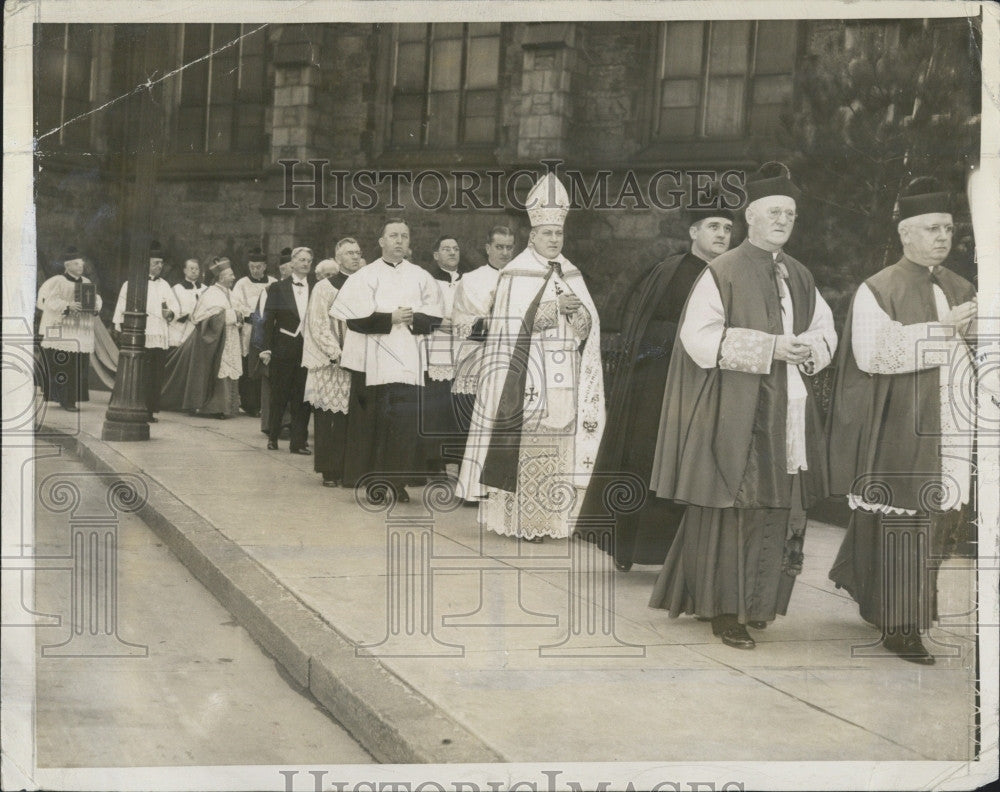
[381,258,404,269]
[434,266,460,282]
[741,239,784,263]
[528,247,561,271]
[898,257,939,278]
[248,275,269,284]
[62,273,82,283]
[148,275,160,282]
[181,279,202,290]
[291,277,308,287]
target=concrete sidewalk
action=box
[38,393,978,764]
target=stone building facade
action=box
[33,18,975,326]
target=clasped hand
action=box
[941,299,977,336]
[773,335,812,365]
[558,293,582,316]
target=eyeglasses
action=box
[765,208,797,221]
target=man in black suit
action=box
[259,246,313,454]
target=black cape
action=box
[574,251,705,566]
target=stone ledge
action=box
[43,426,506,765]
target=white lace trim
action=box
[427,364,454,382]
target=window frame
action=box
[34,23,96,150]
[649,19,800,144]
[175,22,269,155]
[386,22,504,152]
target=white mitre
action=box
[525,172,570,227]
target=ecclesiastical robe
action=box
[827,258,979,631]
[421,265,466,472]
[232,272,276,415]
[168,279,206,347]
[575,250,707,567]
[37,272,104,406]
[330,258,444,487]
[648,239,836,623]
[457,247,605,539]
[160,283,242,416]
[303,272,353,482]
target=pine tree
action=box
[777,19,981,325]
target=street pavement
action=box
[36,392,979,763]
[31,452,374,767]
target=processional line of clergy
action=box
[37,166,990,664]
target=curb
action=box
[44,425,506,765]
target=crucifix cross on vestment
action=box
[525,386,538,403]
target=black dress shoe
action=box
[148,416,159,423]
[322,478,340,488]
[61,403,79,412]
[394,486,410,503]
[290,446,312,455]
[710,614,755,648]
[883,633,936,665]
[615,560,633,572]
[719,624,756,650]
[522,535,544,544]
[267,440,279,450]
[748,620,768,630]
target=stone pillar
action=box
[516,23,578,161]
[261,24,333,256]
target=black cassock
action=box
[575,251,706,568]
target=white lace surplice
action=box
[849,279,973,513]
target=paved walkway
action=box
[38,393,978,763]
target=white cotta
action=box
[451,264,501,395]
[457,247,605,503]
[329,259,444,386]
[427,270,460,381]
[231,275,275,356]
[113,278,180,349]
[168,282,206,347]
[36,275,104,353]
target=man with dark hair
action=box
[827,177,980,664]
[259,246,314,454]
[648,164,837,650]
[577,202,734,571]
[112,240,180,421]
[331,219,444,502]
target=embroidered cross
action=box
[525,386,538,403]
[583,456,594,468]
